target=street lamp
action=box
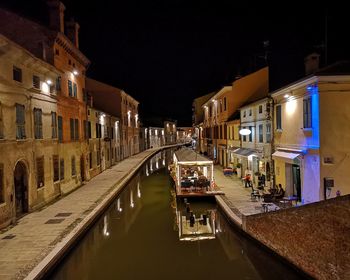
[239,128,251,136]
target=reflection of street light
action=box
[103,216,110,237]
[239,128,251,136]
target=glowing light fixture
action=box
[73,70,78,76]
[284,94,290,98]
[46,79,52,85]
[239,128,251,136]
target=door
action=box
[292,164,301,201]
[14,161,28,216]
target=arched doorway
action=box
[14,161,28,216]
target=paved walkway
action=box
[213,165,279,225]
[0,146,176,280]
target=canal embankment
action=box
[0,145,181,280]
[213,165,350,280]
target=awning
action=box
[231,148,257,157]
[272,151,301,164]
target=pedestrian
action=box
[244,168,251,188]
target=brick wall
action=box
[243,195,350,280]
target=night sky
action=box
[2,1,350,126]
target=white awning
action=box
[272,151,301,164]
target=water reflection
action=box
[49,149,304,280]
[174,198,216,241]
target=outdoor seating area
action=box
[171,148,224,197]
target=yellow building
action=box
[0,34,61,228]
[202,67,269,166]
[226,116,240,168]
[272,61,350,203]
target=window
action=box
[71,156,76,176]
[36,156,44,188]
[51,112,57,138]
[224,97,227,111]
[89,152,92,169]
[258,124,263,143]
[60,159,64,180]
[242,127,247,142]
[97,150,101,166]
[220,100,222,113]
[276,105,282,130]
[13,66,22,82]
[249,109,252,116]
[58,116,63,142]
[70,118,79,140]
[96,123,101,138]
[34,108,43,139]
[55,48,59,55]
[249,126,253,142]
[53,155,59,182]
[259,105,263,114]
[303,97,312,128]
[74,119,79,140]
[68,80,73,97]
[107,148,110,161]
[68,59,72,65]
[56,76,61,91]
[0,102,3,139]
[73,83,77,98]
[33,75,40,89]
[88,121,91,138]
[266,123,271,143]
[0,164,4,203]
[16,104,26,139]
[243,111,246,118]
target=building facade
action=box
[234,98,273,186]
[164,120,177,145]
[0,34,61,227]
[86,78,139,161]
[272,62,350,203]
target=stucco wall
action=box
[319,82,350,198]
[243,195,350,280]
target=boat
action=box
[169,148,224,197]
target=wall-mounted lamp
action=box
[239,128,251,136]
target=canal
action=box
[49,150,304,280]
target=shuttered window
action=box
[53,155,59,182]
[16,104,26,139]
[276,105,282,130]
[58,116,63,142]
[0,164,4,203]
[51,112,57,138]
[71,156,76,176]
[60,159,64,180]
[34,108,43,139]
[36,156,44,188]
[303,97,312,128]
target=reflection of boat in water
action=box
[169,148,224,197]
[175,198,217,241]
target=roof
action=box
[0,7,90,67]
[86,78,123,118]
[175,148,213,164]
[271,61,350,97]
[315,61,350,76]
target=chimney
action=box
[47,0,65,33]
[66,18,80,48]
[304,53,320,75]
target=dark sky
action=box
[2,1,350,126]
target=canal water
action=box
[49,150,304,280]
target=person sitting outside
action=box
[273,184,285,199]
